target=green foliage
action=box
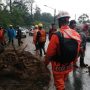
[34,7,41,21]
[41,13,53,23]
[78,13,90,24]
[0,0,54,30]
[33,7,54,31]
[0,0,31,28]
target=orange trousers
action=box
[53,72,69,90]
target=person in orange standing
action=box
[36,23,46,56]
[33,25,39,55]
[45,11,81,90]
[0,26,6,46]
[33,25,39,48]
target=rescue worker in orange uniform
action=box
[36,23,46,56]
[45,11,81,90]
[0,26,5,54]
[0,26,6,46]
[33,25,39,55]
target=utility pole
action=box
[28,0,34,25]
[44,5,56,24]
[10,0,12,13]
[75,14,76,21]
[54,9,56,24]
[31,2,33,24]
[0,0,2,4]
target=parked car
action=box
[21,29,27,38]
[26,28,29,33]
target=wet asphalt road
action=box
[24,34,90,90]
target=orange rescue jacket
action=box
[39,29,46,42]
[0,29,4,38]
[45,25,81,74]
[33,29,38,44]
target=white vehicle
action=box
[29,26,34,36]
[26,28,29,33]
[21,29,27,38]
[29,29,34,36]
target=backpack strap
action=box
[55,31,65,60]
[48,31,63,62]
[55,31,64,50]
[55,31,65,65]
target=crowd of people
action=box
[31,11,89,90]
[0,25,23,52]
[0,11,89,90]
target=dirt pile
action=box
[0,48,50,90]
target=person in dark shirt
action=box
[16,26,22,46]
[48,23,57,41]
[69,20,88,67]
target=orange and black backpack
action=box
[52,31,79,64]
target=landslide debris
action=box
[0,48,50,90]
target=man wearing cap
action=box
[45,11,81,90]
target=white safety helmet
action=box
[35,25,38,28]
[57,11,70,19]
[9,24,13,27]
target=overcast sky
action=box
[34,0,90,20]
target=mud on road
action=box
[0,46,50,90]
